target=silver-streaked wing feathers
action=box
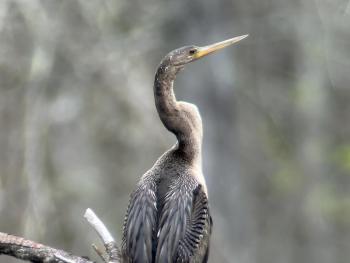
[122,178,157,263]
[156,181,211,263]
[177,184,211,262]
[156,183,191,263]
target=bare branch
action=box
[0,209,120,262]
[84,208,120,263]
[84,208,114,244]
[0,232,94,263]
[92,243,109,263]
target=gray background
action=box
[0,0,350,262]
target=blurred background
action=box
[0,0,349,262]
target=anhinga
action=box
[121,35,248,263]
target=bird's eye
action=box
[189,49,196,55]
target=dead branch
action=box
[0,232,94,263]
[84,208,119,263]
[0,208,120,263]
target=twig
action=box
[0,232,94,263]
[84,208,120,263]
[84,209,115,244]
[92,243,109,263]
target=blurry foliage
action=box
[270,166,303,195]
[332,145,350,173]
[308,185,350,226]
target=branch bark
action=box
[0,232,94,262]
[0,208,120,263]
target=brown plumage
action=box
[120,35,248,263]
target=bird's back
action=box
[121,147,212,263]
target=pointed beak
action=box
[194,34,248,60]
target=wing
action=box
[122,176,158,263]
[155,180,211,263]
[177,185,212,263]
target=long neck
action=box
[154,63,202,162]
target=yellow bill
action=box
[194,34,248,59]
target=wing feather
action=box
[155,177,211,263]
[177,184,211,263]
[156,184,191,263]
[122,177,157,263]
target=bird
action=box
[120,34,248,263]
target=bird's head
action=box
[162,34,248,70]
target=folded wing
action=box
[156,181,211,263]
[123,178,158,263]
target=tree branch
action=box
[0,232,94,263]
[84,208,120,263]
[0,208,120,263]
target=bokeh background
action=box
[0,0,350,262]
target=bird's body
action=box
[120,35,247,263]
[121,145,211,263]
